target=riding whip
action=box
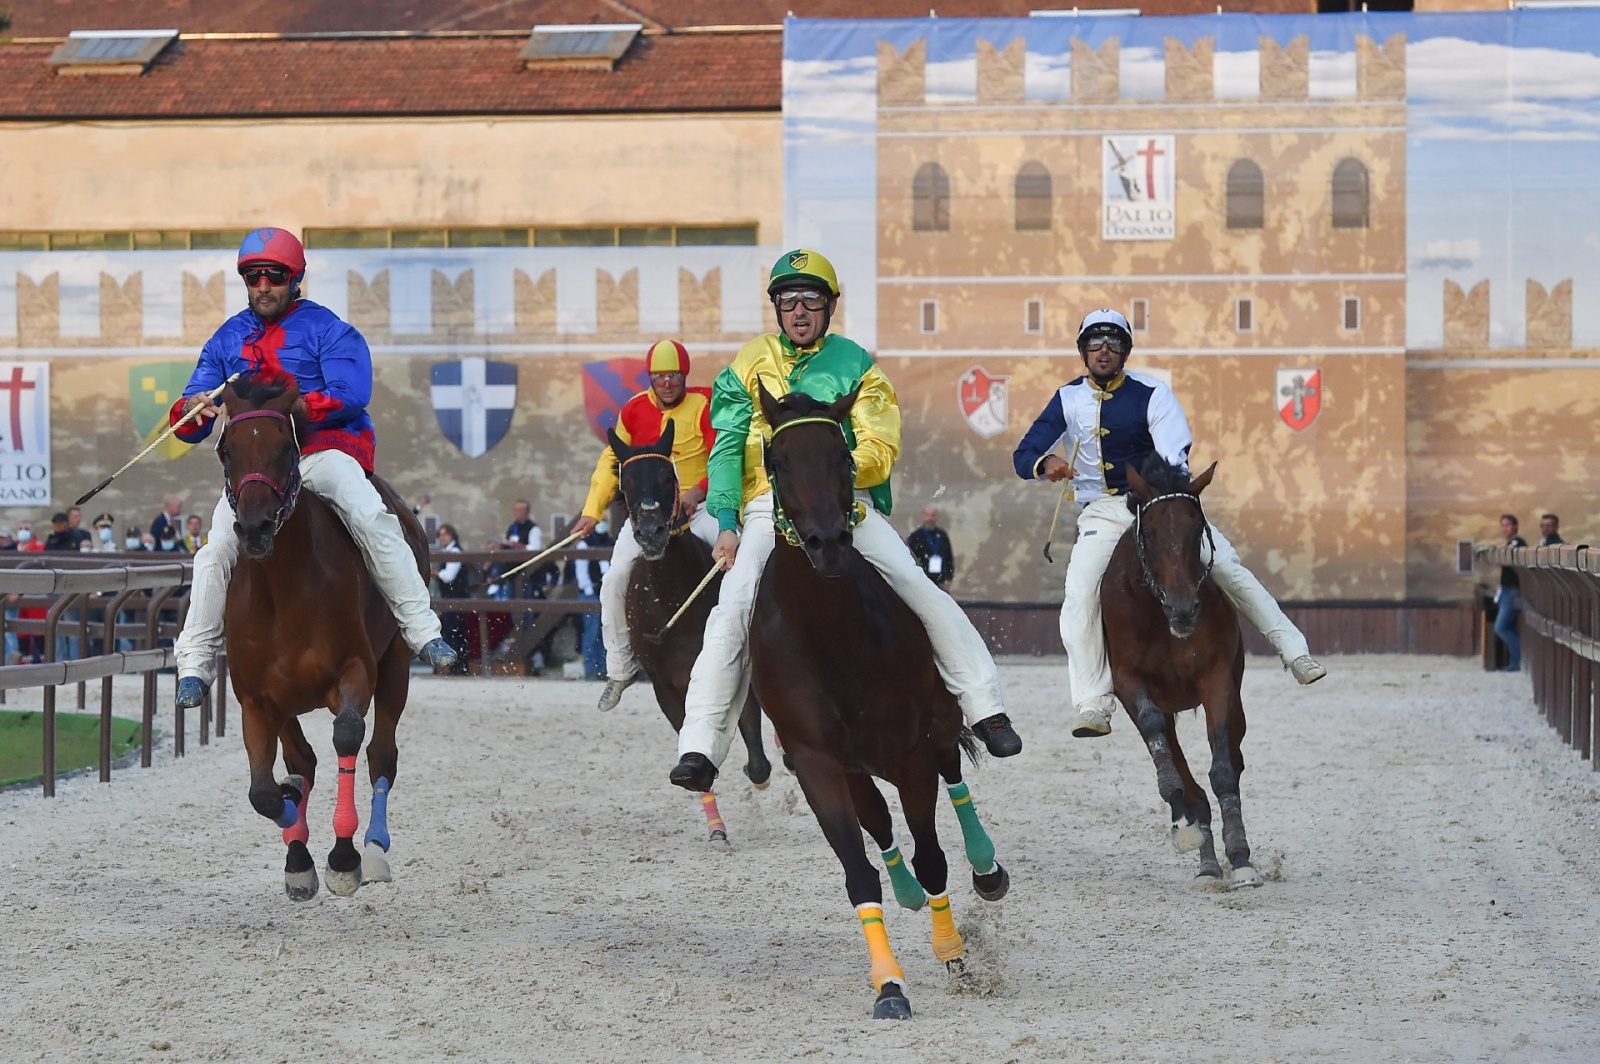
[75,372,241,507]
[657,562,723,637]
[496,527,586,581]
[1041,438,1082,564]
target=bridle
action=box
[1132,491,1215,609]
[764,415,866,548]
[618,451,690,537]
[220,408,303,535]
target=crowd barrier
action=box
[1479,544,1598,770]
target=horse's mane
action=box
[1128,452,1191,510]
[231,368,295,407]
[771,389,832,419]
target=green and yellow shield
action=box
[128,362,197,460]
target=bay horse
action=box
[605,421,772,842]
[1101,454,1262,889]
[749,384,1009,1021]
[218,370,425,900]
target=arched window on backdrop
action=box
[1226,159,1264,230]
[1014,162,1052,231]
[913,162,950,232]
[1331,158,1370,229]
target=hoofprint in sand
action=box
[2,656,1597,1062]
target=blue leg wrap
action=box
[274,798,299,830]
[363,777,391,851]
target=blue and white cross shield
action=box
[430,358,517,458]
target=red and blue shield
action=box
[582,358,649,442]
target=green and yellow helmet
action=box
[766,249,840,297]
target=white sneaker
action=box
[1071,700,1114,738]
[596,673,637,712]
[1288,655,1327,685]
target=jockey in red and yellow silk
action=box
[577,340,723,712]
[169,228,456,713]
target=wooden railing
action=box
[1479,544,1598,770]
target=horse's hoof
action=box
[707,829,731,850]
[1228,864,1264,890]
[872,984,912,1021]
[744,760,773,788]
[284,868,319,902]
[325,866,362,897]
[360,842,392,884]
[1171,820,1205,853]
[973,862,1010,902]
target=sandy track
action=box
[2,655,1598,1063]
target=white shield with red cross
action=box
[958,365,1009,440]
[1275,368,1322,432]
[0,362,51,505]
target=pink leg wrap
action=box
[700,791,725,834]
[282,784,311,847]
[333,755,359,840]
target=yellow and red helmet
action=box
[646,339,690,376]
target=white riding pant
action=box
[600,506,721,682]
[1061,495,1311,713]
[175,449,442,685]
[677,492,1006,769]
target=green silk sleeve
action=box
[707,364,753,531]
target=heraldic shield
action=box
[128,362,195,460]
[1275,368,1321,432]
[431,358,517,458]
[582,357,650,443]
[958,365,1010,440]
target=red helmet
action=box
[646,339,690,376]
[237,227,306,280]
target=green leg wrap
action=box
[947,782,997,875]
[881,844,927,911]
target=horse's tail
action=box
[956,725,982,765]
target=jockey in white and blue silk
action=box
[1012,309,1326,739]
[169,227,457,711]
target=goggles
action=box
[1082,336,1128,356]
[240,265,293,288]
[773,290,830,313]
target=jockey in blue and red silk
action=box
[169,228,457,711]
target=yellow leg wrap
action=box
[856,904,906,991]
[928,892,965,963]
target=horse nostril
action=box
[804,534,824,553]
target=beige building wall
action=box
[0,113,782,236]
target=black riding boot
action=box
[669,752,718,792]
[972,713,1023,758]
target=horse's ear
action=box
[825,386,860,424]
[1189,462,1218,496]
[655,418,676,456]
[606,426,632,462]
[1125,463,1151,502]
[756,377,784,427]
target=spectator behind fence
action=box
[150,496,184,544]
[66,507,92,550]
[907,505,955,590]
[183,513,206,553]
[16,521,40,552]
[44,512,77,552]
[124,527,146,551]
[434,524,472,674]
[0,526,16,665]
[504,499,544,552]
[90,513,118,552]
[565,520,612,680]
[1494,514,1528,672]
[1539,513,1564,547]
[156,523,185,553]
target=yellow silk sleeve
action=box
[848,364,901,490]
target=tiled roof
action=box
[0,32,782,119]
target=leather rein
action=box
[1132,490,1215,608]
[220,408,304,535]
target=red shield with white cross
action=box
[1275,368,1321,432]
[958,365,1009,440]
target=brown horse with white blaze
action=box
[218,370,425,900]
[1102,453,1262,889]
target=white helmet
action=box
[1077,308,1133,352]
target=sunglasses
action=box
[1083,337,1128,355]
[773,291,830,313]
[240,265,292,287]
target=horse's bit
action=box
[220,409,303,535]
[1132,491,1216,607]
[764,416,867,548]
[618,451,691,537]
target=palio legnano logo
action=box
[0,362,51,505]
[1102,135,1175,241]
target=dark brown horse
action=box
[606,421,771,842]
[1102,454,1262,888]
[218,370,426,900]
[748,384,1008,1021]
